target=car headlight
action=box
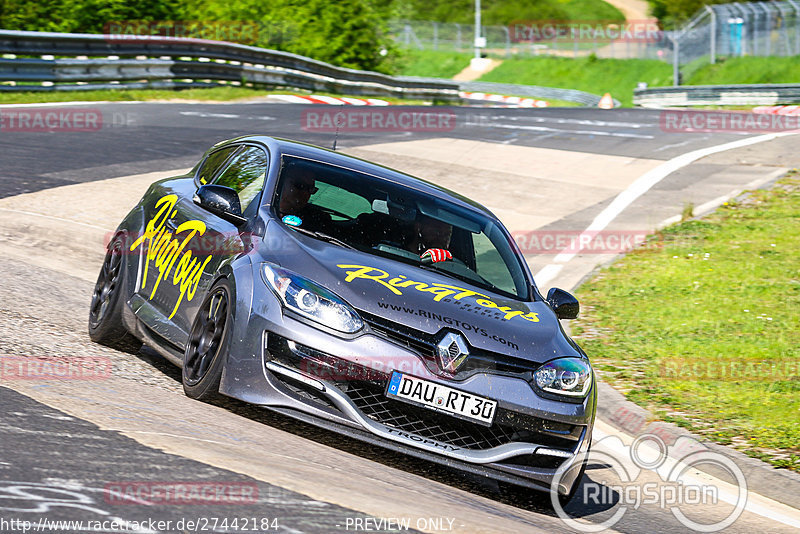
[262,264,363,333]
[533,357,592,398]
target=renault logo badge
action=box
[436,332,469,373]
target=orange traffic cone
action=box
[598,93,614,109]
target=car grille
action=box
[265,332,581,454]
[337,379,577,452]
[359,311,535,380]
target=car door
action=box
[132,144,268,348]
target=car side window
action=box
[213,146,268,211]
[472,231,517,295]
[197,146,239,185]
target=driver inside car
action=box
[405,215,453,256]
[278,164,332,232]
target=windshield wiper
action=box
[416,261,499,292]
[415,262,476,285]
[289,226,357,250]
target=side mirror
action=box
[194,185,246,226]
[546,287,579,320]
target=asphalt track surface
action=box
[1,101,799,534]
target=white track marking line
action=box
[0,208,110,231]
[470,121,654,139]
[534,131,799,287]
[505,116,652,129]
[178,111,239,118]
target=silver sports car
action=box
[89,135,595,502]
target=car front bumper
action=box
[219,273,595,495]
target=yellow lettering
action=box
[337,264,539,327]
[130,195,213,317]
[169,256,211,319]
[336,265,401,295]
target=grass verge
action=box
[686,56,800,86]
[0,86,435,106]
[573,173,800,470]
[477,55,673,107]
[395,50,474,79]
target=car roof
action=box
[220,135,499,220]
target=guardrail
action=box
[634,84,800,107]
[0,30,460,100]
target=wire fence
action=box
[388,20,671,61]
[390,1,800,85]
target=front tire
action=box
[88,237,141,353]
[182,279,232,401]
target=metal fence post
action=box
[775,3,791,55]
[759,3,771,56]
[433,22,438,51]
[502,26,510,57]
[706,5,717,63]
[787,0,800,54]
[455,24,462,51]
[673,37,680,86]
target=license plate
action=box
[386,371,497,426]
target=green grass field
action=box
[572,174,800,470]
[395,50,475,79]
[477,56,673,107]
[686,56,800,85]
[406,0,623,26]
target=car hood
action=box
[261,222,579,363]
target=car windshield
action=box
[273,156,530,300]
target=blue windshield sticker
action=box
[282,215,302,227]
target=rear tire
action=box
[88,237,141,353]
[182,279,232,402]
